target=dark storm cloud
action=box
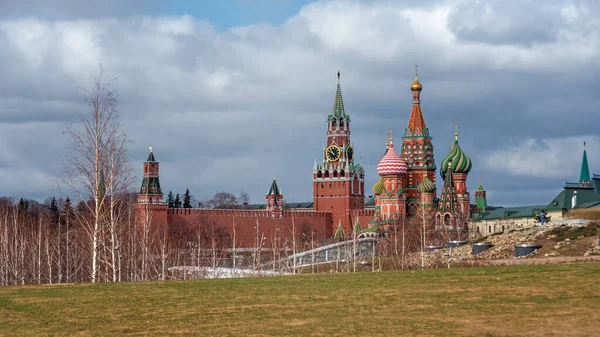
[0,0,598,208]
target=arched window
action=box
[444,214,450,226]
[317,170,322,178]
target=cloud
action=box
[482,135,599,179]
[0,0,599,208]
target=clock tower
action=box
[313,72,365,235]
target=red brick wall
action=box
[164,208,333,248]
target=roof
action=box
[546,181,600,211]
[267,178,280,196]
[472,205,547,221]
[580,146,590,182]
[147,149,156,162]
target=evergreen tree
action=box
[174,193,182,208]
[183,189,192,208]
[167,191,174,208]
[48,197,60,226]
[62,197,74,228]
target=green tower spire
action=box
[268,178,281,196]
[334,222,345,242]
[328,71,349,121]
[580,142,591,183]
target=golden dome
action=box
[411,75,422,91]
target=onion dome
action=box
[417,175,436,193]
[376,140,407,176]
[411,74,422,92]
[372,179,384,196]
[441,132,472,180]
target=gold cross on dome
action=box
[414,64,419,76]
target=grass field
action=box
[1,263,599,336]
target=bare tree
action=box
[62,66,129,283]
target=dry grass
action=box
[565,208,600,220]
[1,263,599,336]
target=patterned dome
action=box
[441,136,472,180]
[417,175,436,193]
[372,179,384,195]
[377,141,407,176]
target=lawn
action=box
[1,263,599,336]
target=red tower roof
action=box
[376,141,407,176]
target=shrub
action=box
[547,222,599,241]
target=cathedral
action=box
[135,69,475,247]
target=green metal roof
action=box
[268,178,281,196]
[580,146,590,182]
[147,150,156,162]
[546,183,600,211]
[472,205,546,221]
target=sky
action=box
[0,0,599,207]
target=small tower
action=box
[334,221,346,242]
[474,182,487,213]
[436,162,460,231]
[138,147,163,204]
[266,178,283,218]
[374,134,407,230]
[440,124,472,217]
[580,142,591,187]
[401,67,436,214]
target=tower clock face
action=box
[325,145,341,162]
[346,146,354,162]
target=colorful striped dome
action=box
[441,136,472,180]
[417,175,436,193]
[377,142,407,176]
[372,179,384,195]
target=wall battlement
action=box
[166,208,331,218]
[351,209,375,217]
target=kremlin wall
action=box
[135,70,476,248]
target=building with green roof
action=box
[470,143,600,237]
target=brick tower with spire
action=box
[138,146,163,204]
[313,72,365,234]
[136,147,168,229]
[401,67,436,215]
[474,182,487,214]
[266,178,283,218]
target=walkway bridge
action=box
[262,238,378,269]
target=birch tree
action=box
[62,67,129,283]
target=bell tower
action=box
[313,72,365,234]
